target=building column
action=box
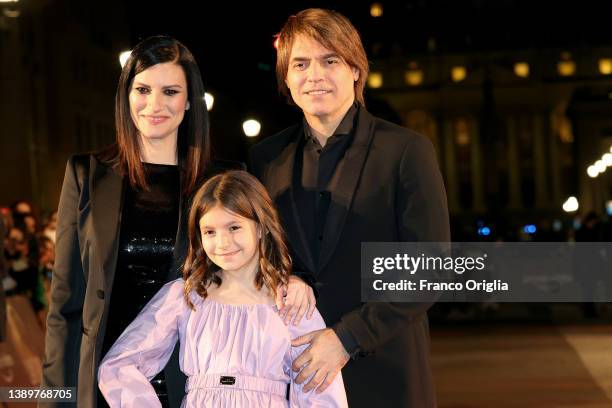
[533,114,548,207]
[442,119,460,212]
[470,118,486,212]
[506,115,522,209]
[548,113,562,208]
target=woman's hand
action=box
[276,275,316,325]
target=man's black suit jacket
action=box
[251,107,450,407]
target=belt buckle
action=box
[220,376,236,385]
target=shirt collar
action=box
[303,102,359,144]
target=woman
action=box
[42,36,315,408]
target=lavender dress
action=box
[98,279,348,407]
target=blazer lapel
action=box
[168,190,189,281]
[90,157,125,292]
[267,132,317,274]
[318,109,375,273]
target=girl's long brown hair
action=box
[182,170,291,308]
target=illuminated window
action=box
[451,66,467,82]
[455,118,470,146]
[558,52,575,76]
[367,72,383,88]
[558,61,576,76]
[404,70,422,86]
[552,103,574,143]
[514,62,529,78]
[599,58,612,75]
[370,3,383,17]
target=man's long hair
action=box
[275,8,369,106]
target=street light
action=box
[243,119,261,137]
[204,92,214,111]
[119,51,132,68]
[587,165,599,178]
[562,196,579,213]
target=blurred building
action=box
[359,2,612,234]
[0,0,129,211]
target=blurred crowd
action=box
[2,200,56,321]
[1,199,55,390]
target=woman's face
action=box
[129,62,189,143]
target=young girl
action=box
[98,170,348,407]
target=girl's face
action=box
[129,62,189,143]
[199,204,260,274]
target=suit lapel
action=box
[90,157,125,292]
[267,131,317,274]
[318,109,375,273]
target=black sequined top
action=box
[102,163,180,357]
[97,163,180,407]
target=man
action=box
[250,8,450,407]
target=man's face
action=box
[285,35,359,123]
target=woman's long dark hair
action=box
[110,35,210,195]
[182,171,292,309]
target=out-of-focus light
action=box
[273,36,280,50]
[451,66,467,82]
[204,92,214,111]
[594,160,606,173]
[404,69,423,86]
[0,0,19,3]
[562,196,579,213]
[523,224,537,234]
[602,153,612,167]
[477,226,491,236]
[242,119,261,137]
[514,62,530,78]
[587,165,599,178]
[370,3,383,17]
[606,200,612,217]
[552,219,563,232]
[558,60,576,77]
[119,50,132,68]
[599,59,612,75]
[3,7,19,17]
[367,72,383,88]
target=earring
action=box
[185,101,191,111]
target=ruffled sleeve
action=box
[287,309,349,407]
[98,279,190,407]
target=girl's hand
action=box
[276,275,316,325]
